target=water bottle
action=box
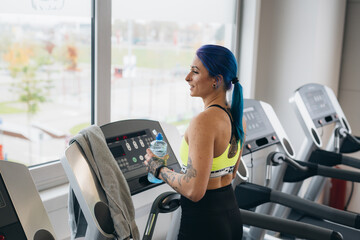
[148,132,167,183]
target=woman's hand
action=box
[144,148,169,178]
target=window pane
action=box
[0,0,91,166]
[111,0,237,134]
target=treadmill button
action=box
[126,143,131,151]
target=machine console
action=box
[101,119,181,195]
[243,99,280,155]
[298,84,339,127]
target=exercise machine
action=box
[235,99,360,239]
[0,161,56,240]
[61,119,342,240]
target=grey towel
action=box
[69,125,140,240]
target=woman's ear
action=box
[215,75,223,86]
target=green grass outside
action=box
[77,45,194,70]
[0,102,25,114]
[69,122,91,135]
[111,47,194,69]
[169,118,191,126]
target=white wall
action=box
[253,0,346,154]
[338,0,360,213]
[339,0,360,136]
[251,0,360,213]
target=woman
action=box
[144,44,246,240]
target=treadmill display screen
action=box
[106,129,154,174]
[243,104,275,143]
[244,106,267,135]
[242,100,279,155]
[302,88,335,120]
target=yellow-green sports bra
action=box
[180,104,242,178]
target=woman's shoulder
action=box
[189,108,226,131]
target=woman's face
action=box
[185,56,214,98]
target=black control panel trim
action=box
[0,174,27,239]
[312,113,340,128]
[243,133,280,156]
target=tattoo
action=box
[228,135,239,158]
[160,170,173,184]
[148,156,165,176]
[160,169,179,191]
[178,175,182,186]
[156,156,197,193]
[183,157,197,183]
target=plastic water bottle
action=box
[148,133,167,183]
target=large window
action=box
[0,0,238,180]
[110,0,237,134]
[0,0,92,166]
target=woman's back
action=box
[183,105,235,190]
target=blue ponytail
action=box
[231,81,244,142]
[196,45,244,143]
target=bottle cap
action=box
[156,132,163,140]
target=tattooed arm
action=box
[145,148,202,202]
[145,112,215,202]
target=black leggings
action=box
[178,184,243,240]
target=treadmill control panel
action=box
[243,100,280,155]
[101,120,181,195]
[106,129,154,175]
[298,84,339,127]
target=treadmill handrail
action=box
[342,155,360,169]
[339,129,360,146]
[340,132,360,153]
[270,189,360,229]
[143,191,181,240]
[282,154,360,183]
[268,152,308,171]
[236,182,360,229]
[316,164,360,182]
[240,209,343,240]
[309,149,360,169]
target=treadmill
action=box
[280,83,360,238]
[61,119,342,240]
[61,120,182,239]
[0,161,56,240]
[234,99,360,240]
[289,83,360,203]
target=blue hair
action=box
[196,44,244,143]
